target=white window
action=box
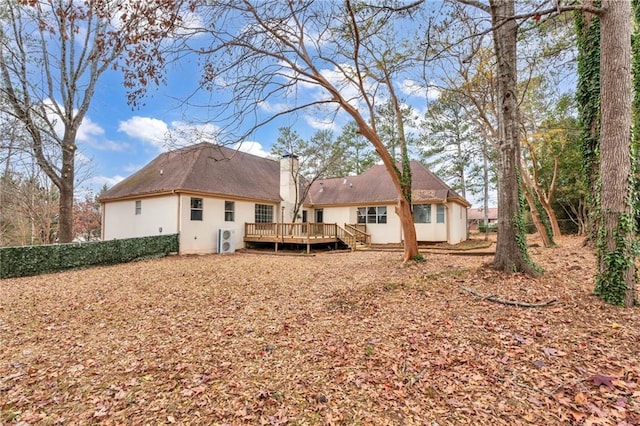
[413,204,431,223]
[225,201,235,222]
[437,205,445,224]
[135,200,142,215]
[255,204,273,222]
[191,198,203,221]
[357,206,387,224]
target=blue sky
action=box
[65,1,500,207]
[77,53,440,198]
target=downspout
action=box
[101,201,106,240]
[400,201,404,244]
[442,197,450,244]
[176,191,182,254]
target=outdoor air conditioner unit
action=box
[217,228,235,254]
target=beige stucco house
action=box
[100,143,471,254]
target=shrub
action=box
[0,234,179,279]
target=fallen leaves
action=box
[0,235,639,424]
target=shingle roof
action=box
[307,161,470,207]
[100,143,282,202]
[467,207,498,220]
[101,145,470,208]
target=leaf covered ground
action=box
[1,235,639,425]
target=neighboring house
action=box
[100,143,471,254]
[467,207,499,231]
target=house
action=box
[100,143,471,254]
[467,207,498,231]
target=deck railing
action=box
[335,225,356,250]
[345,223,371,245]
[244,222,338,238]
[244,222,362,249]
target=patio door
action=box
[302,210,308,233]
[314,209,323,223]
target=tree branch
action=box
[460,286,558,307]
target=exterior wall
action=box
[368,206,402,243]
[320,204,402,244]
[179,194,275,254]
[319,206,355,227]
[103,195,178,240]
[447,202,468,244]
[414,204,447,243]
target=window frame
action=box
[436,204,445,224]
[224,201,235,222]
[190,197,203,221]
[135,200,142,215]
[413,204,431,224]
[357,206,387,224]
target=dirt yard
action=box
[1,235,639,425]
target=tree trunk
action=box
[489,0,538,274]
[482,136,490,241]
[520,163,554,247]
[397,196,419,262]
[596,0,636,306]
[58,141,76,243]
[539,196,562,237]
[575,3,601,244]
[339,89,420,262]
[521,184,552,248]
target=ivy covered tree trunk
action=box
[575,4,601,243]
[595,0,637,306]
[633,0,640,232]
[489,0,538,274]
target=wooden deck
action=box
[244,222,370,253]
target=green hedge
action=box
[478,223,498,233]
[0,234,179,279]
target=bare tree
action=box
[0,0,182,242]
[270,127,347,223]
[151,0,429,262]
[455,0,538,272]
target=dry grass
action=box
[1,235,639,425]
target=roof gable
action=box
[100,143,281,202]
[307,161,470,207]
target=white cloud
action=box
[258,100,291,114]
[118,116,223,150]
[400,79,440,100]
[233,141,269,157]
[75,151,92,166]
[76,116,105,142]
[169,120,219,146]
[88,175,125,189]
[304,115,336,131]
[118,116,170,148]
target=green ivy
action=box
[0,234,179,279]
[515,172,542,274]
[575,7,601,239]
[632,0,640,224]
[595,211,637,305]
[590,0,639,306]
